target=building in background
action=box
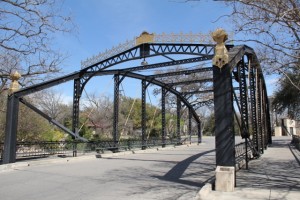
[274,118,300,136]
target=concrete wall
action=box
[274,118,300,136]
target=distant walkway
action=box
[203,137,300,200]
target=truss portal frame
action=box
[3,37,271,166]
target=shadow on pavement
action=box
[155,149,215,188]
[236,138,300,194]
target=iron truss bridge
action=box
[2,32,272,170]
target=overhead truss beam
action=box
[148,67,212,78]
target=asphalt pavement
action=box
[0,136,299,200]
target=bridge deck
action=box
[0,138,216,200]
[0,137,299,200]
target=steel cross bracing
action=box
[249,66,260,154]
[2,39,272,166]
[237,58,250,139]
[78,43,214,93]
[192,99,214,110]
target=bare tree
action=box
[183,0,300,90]
[82,93,114,138]
[0,0,73,92]
[223,0,300,90]
[32,89,70,122]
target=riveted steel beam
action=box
[167,78,213,86]
[19,98,87,142]
[213,63,235,167]
[113,74,120,147]
[188,107,192,144]
[182,89,213,95]
[141,80,147,149]
[249,64,259,155]
[162,88,166,147]
[3,95,19,164]
[148,67,212,78]
[176,97,181,144]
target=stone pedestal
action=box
[215,166,235,192]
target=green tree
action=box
[17,101,61,141]
[273,69,300,120]
[203,113,215,136]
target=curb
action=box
[0,155,96,172]
[196,183,212,200]
[0,162,29,172]
[97,145,180,158]
[96,143,200,158]
[0,143,199,171]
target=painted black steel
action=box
[72,79,80,136]
[182,89,213,95]
[2,42,272,166]
[141,80,147,150]
[213,64,235,167]
[12,72,80,97]
[19,98,87,142]
[2,95,19,164]
[238,58,250,139]
[197,122,201,144]
[192,99,214,110]
[79,44,214,94]
[188,107,192,144]
[176,97,181,144]
[113,74,120,147]
[256,71,263,154]
[265,93,272,145]
[249,65,260,155]
[148,67,212,78]
[262,87,268,149]
[161,88,166,147]
[167,78,213,86]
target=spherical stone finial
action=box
[9,71,21,95]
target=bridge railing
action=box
[1,139,257,166]
[0,138,182,163]
[0,143,3,161]
[235,142,253,168]
[291,135,300,151]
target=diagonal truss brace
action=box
[19,98,88,142]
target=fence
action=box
[0,138,181,163]
[1,138,253,165]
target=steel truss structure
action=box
[3,40,271,169]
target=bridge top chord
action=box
[81,31,234,68]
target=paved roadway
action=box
[0,137,217,200]
[0,136,299,200]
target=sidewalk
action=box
[198,137,300,200]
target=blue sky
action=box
[52,0,277,103]
[58,0,231,71]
